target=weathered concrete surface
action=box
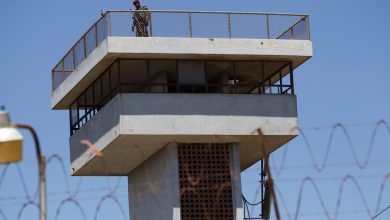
[230,143,244,220]
[51,37,313,109]
[128,146,181,220]
[69,93,298,176]
[127,144,243,220]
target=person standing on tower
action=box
[131,0,150,37]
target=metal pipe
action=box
[149,12,153,37]
[72,48,76,70]
[289,62,295,94]
[188,13,193,37]
[306,15,311,40]
[106,9,309,17]
[107,12,112,36]
[266,15,271,39]
[95,24,99,47]
[228,13,232,38]
[15,124,46,220]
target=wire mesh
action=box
[51,11,310,92]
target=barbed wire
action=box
[0,120,389,219]
[372,203,390,220]
[270,119,390,175]
[274,173,390,220]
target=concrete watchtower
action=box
[51,10,312,220]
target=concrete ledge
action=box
[69,93,299,176]
[51,37,312,109]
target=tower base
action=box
[128,143,243,220]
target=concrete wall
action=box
[51,37,312,109]
[128,145,181,220]
[230,143,244,220]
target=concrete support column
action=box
[127,143,243,220]
[128,145,181,220]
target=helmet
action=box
[133,0,140,4]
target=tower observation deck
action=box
[51,10,312,220]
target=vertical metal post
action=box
[84,93,87,123]
[261,62,265,94]
[76,98,80,130]
[69,106,73,136]
[291,28,294,40]
[62,61,65,82]
[100,74,104,104]
[92,83,96,115]
[188,13,193,38]
[233,62,237,94]
[95,24,99,47]
[204,61,208,93]
[257,62,261,94]
[107,12,112,36]
[266,15,271,39]
[289,62,295,95]
[39,158,46,220]
[52,71,54,92]
[83,36,87,59]
[228,13,232,38]
[260,159,264,219]
[72,48,76,70]
[279,71,283,94]
[306,15,311,40]
[149,12,153,37]
[15,125,47,220]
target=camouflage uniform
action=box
[132,6,150,37]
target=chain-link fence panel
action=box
[52,11,310,91]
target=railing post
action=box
[72,48,76,70]
[95,24,98,47]
[149,12,153,37]
[279,71,283,94]
[52,71,54,92]
[62,60,65,82]
[107,12,112,36]
[228,13,232,38]
[188,13,193,37]
[306,15,311,40]
[266,15,271,39]
[69,106,73,136]
[289,62,295,95]
[76,98,80,130]
[83,36,87,59]
[291,28,294,40]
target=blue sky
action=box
[0,0,389,219]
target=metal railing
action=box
[52,10,310,91]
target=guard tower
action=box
[51,10,312,220]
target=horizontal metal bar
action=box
[107,10,309,17]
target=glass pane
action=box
[178,61,205,84]
[206,61,233,93]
